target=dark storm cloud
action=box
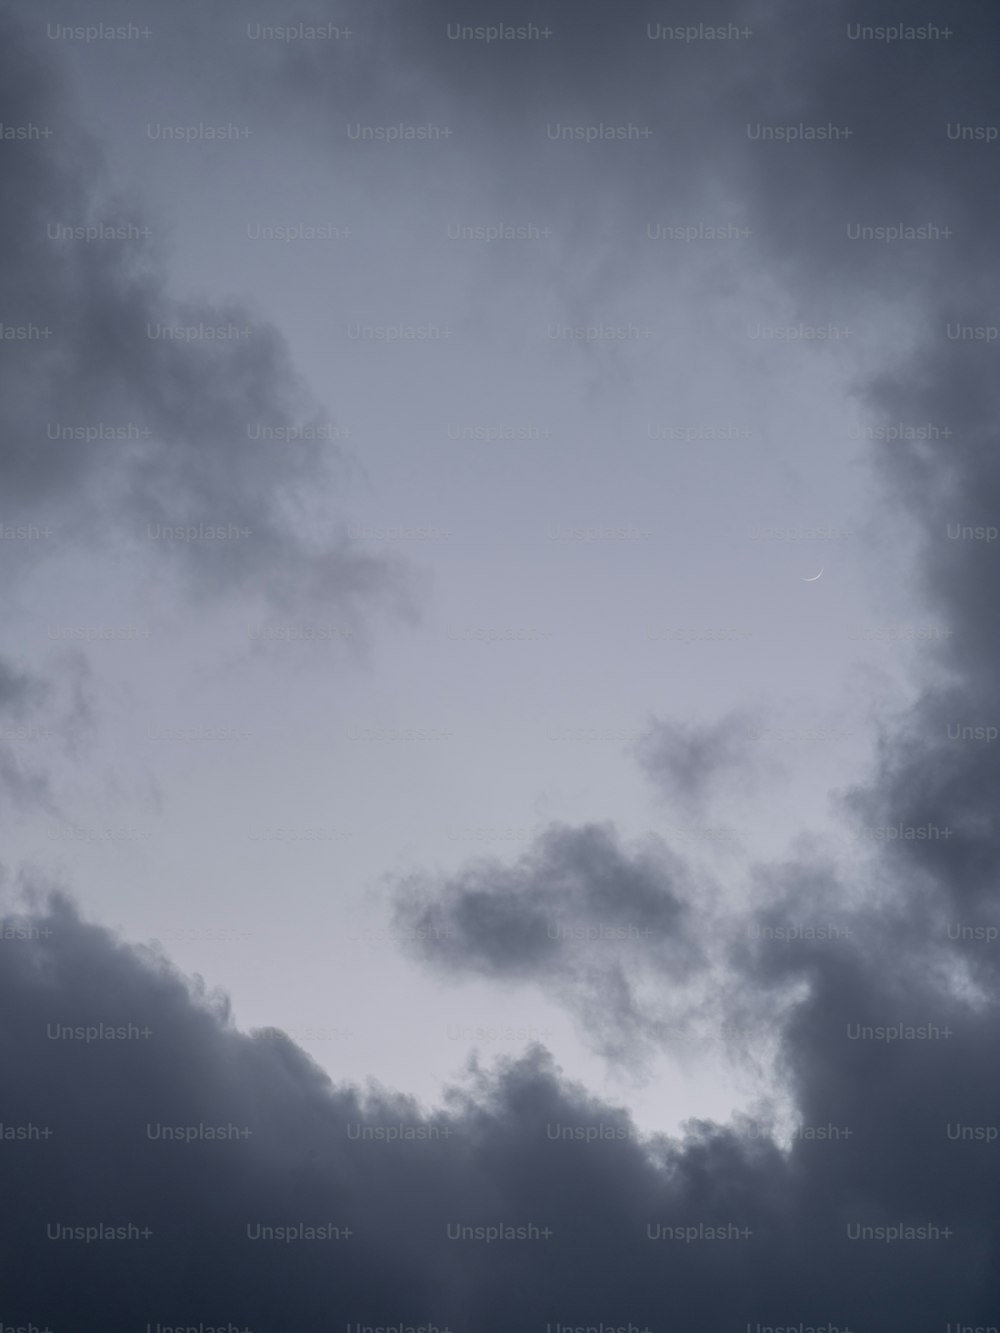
[0,14,413,624]
[724,3,1000,945]
[390,821,708,1063]
[7,0,1000,1330]
[352,4,1000,1323]
[232,0,999,367]
[250,0,774,146]
[3,890,1000,1332]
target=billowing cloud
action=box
[3,886,1000,1330]
[6,0,1000,1328]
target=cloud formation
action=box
[3,883,999,1331]
[391,821,708,1064]
[6,0,1000,1329]
[0,13,413,626]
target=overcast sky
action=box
[2,0,999,1329]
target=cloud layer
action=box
[5,0,1000,1329]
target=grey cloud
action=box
[0,651,94,818]
[0,656,50,715]
[3,890,1000,1330]
[7,0,1000,1328]
[0,745,55,816]
[368,0,1000,1015]
[0,14,414,626]
[391,820,712,1064]
[633,710,760,812]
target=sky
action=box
[1,0,998,1329]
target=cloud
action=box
[0,652,95,818]
[632,710,760,812]
[366,0,1000,1053]
[0,13,415,628]
[0,657,49,716]
[7,0,1000,1327]
[3,887,1000,1329]
[390,821,708,1064]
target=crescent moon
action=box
[802,569,824,582]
